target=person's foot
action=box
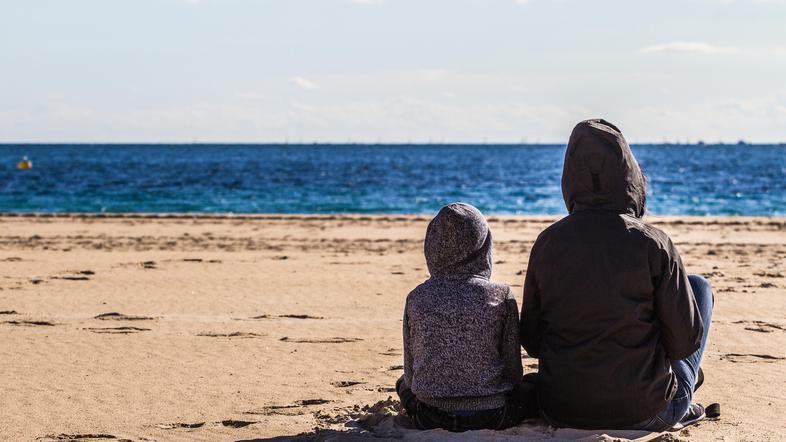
[671,403,706,430]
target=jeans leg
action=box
[668,274,714,420]
[628,274,714,432]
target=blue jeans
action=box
[632,274,714,432]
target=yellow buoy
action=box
[16,157,32,170]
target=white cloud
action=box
[514,0,533,4]
[350,0,385,5]
[290,76,318,90]
[639,41,738,54]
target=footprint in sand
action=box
[300,399,332,406]
[197,331,265,338]
[4,320,55,327]
[380,348,401,356]
[139,261,157,269]
[245,399,332,416]
[221,420,256,428]
[84,326,151,334]
[279,337,362,344]
[95,312,154,321]
[1,257,22,262]
[52,276,90,281]
[278,314,324,320]
[332,380,365,388]
[155,420,256,430]
[241,314,324,320]
[722,353,785,363]
[0,310,18,315]
[155,422,205,429]
[735,320,786,333]
[41,434,120,441]
[388,365,404,371]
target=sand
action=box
[0,213,784,442]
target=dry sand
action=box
[0,214,784,442]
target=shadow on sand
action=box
[235,398,680,442]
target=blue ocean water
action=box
[0,144,784,215]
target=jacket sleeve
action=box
[500,288,524,385]
[520,241,543,358]
[402,303,414,388]
[653,237,703,360]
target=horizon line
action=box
[2,141,785,146]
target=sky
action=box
[1,0,786,143]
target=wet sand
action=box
[0,214,784,441]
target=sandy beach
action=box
[1,214,784,442]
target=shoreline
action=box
[2,211,784,222]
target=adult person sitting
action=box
[519,119,714,431]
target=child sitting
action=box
[396,202,535,432]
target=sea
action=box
[0,144,784,216]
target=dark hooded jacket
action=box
[402,203,523,412]
[520,120,703,428]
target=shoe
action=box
[671,403,706,430]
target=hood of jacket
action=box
[424,203,492,279]
[561,119,646,218]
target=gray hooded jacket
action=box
[402,203,523,412]
[520,119,703,428]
